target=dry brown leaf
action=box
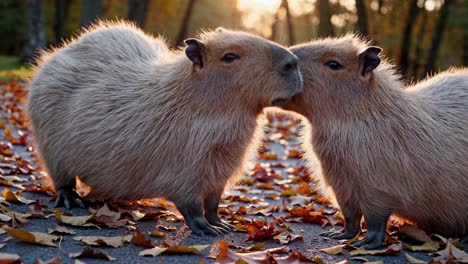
[273,233,303,244]
[55,210,98,228]
[162,244,210,254]
[320,244,346,255]
[0,252,21,264]
[73,235,132,248]
[139,247,167,257]
[69,247,116,261]
[48,225,76,235]
[404,241,440,252]
[400,223,432,243]
[349,242,402,256]
[34,256,62,264]
[131,228,154,248]
[148,231,165,238]
[405,253,426,263]
[28,200,46,218]
[3,227,59,247]
[2,188,34,204]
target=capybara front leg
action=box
[321,203,362,240]
[203,189,232,233]
[55,186,86,209]
[352,210,391,249]
[177,197,226,236]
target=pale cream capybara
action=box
[283,35,468,248]
[27,21,302,235]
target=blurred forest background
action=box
[0,0,466,81]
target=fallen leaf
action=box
[320,244,346,255]
[73,235,132,248]
[48,225,76,235]
[400,224,431,243]
[131,228,154,248]
[34,256,62,264]
[349,242,402,256]
[55,210,98,228]
[89,204,126,228]
[139,247,167,257]
[69,247,116,261]
[227,242,265,253]
[28,200,46,218]
[3,227,59,247]
[148,231,165,238]
[245,220,286,241]
[404,241,440,252]
[2,188,35,204]
[0,252,21,264]
[405,253,426,263]
[162,243,210,254]
[273,233,303,244]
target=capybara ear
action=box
[184,38,206,68]
[358,46,382,77]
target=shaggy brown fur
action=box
[28,21,302,236]
[283,35,468,249]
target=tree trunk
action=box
[317,0,334,37]
[80,0,103,27]
[128,0,150,28]
[22,0,46,63]
[175,0,197,47]
[54,0,71,44]
[424,0,453,75]
[399,0,420,77]
[355,0,368,36]
[282,0,295,45]
[410,0,428,79]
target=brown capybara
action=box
[27,21,302,236]
[283,35,468,249]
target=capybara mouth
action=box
[271,98,291,106]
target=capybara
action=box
[28,21,303,236]
[283,35,468,249]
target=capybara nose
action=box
[280,55,299,76]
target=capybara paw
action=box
[320,228,356,239]
[207,217,233,233]
[351,236,384,249]
[189,217,227,236]
[54,188,86,209]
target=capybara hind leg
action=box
[55,186,85,209]
[177,197,227,236]
[53,176,85,209]
[461,235,468,244]
[352,210,391,249]
[321,203,362,239]
[203,189,232,233]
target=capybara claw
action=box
[55,188,85,209]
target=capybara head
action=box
[183,28,303,111]
[284,35,383,116]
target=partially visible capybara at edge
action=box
[282,35,468,249]
[27,21,303,236]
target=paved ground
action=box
[0,82,459,263]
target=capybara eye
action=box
[221,53,240,63]
[325,60,343,70]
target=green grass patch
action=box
[0,56,23,70]
[0,56,32,82]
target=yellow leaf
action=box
[55,210,98,228]
[163,244,210,254]
[320,244,346,255]
[405,253,426,263]
[2,189,34,204]
[404,241,439,252]
[3,227,58,247]
[139,247,167,256]
[148,231,165,238]
[0,252,21,263]
[73,235,132,248]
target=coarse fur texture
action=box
[28,21,302,235]
[283,35,468,249]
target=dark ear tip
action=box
[184,38,197,46]
[368,46,383,54]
